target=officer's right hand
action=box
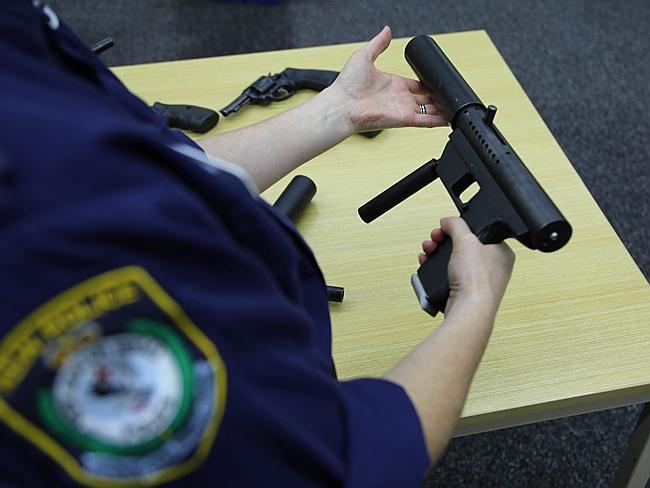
[419,217,515,315]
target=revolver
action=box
[358,35,572,316]
[220,67,380,138]
[220,68,338,116]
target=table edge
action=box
[456,384,650,437]
[110,29,489,70]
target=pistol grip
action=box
[411,235,453,317]
[152,102,219,133]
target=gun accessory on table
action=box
[151,102,220,134]
[220,67,381,139]
[90,36,114,55]
[358,35,572,317]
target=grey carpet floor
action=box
[46,1,650,486]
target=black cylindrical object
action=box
[405,35,571,251]
[358,159,438,223]
[405,35,483,126]
[273,175,317,222]
[90,36,114,55]
[326,286,344,303]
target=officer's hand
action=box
[419,217,515,315]
[329,26,448,132]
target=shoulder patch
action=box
[0,266,227,487]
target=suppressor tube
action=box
[405,35,483,125]
[273,175,317,222]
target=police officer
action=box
[0,2,514,487]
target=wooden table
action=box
[113,30,650,486]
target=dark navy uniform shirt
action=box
[0,2,429,486]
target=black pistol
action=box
[220,67,380,138]
[358,35,572,317]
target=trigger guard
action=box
[272,87,293,100]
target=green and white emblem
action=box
[38,319,194,455]
[0,266,227,486]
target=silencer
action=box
[405,35,484,125]
[273,175,317,223]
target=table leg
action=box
[613,403,650,488]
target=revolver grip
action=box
[152,102,219,133]
[283,68,338,91]
[411,235,453,317]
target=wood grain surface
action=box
[113,30,650,427]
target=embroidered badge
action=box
[0,266,227,486]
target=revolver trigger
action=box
[272,87,293,101]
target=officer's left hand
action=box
[329,26,448,133]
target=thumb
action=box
[365,25,392,63]
[440,217,475,242]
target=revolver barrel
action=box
[220,93,252,117]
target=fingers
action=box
[419,227,446,264]
[407,79,446,113]
[440,217,475,242]
[414,95,432,106]
[412,95,447,127]
[421,228,445,253]
[409,114,448,128]
[414,96,444,114]
[422,239,438,254]
[415,103,438,116]
[430,227,445,242]
[405,78,428,95]
[405,79,439,98]
[365,26,392,63]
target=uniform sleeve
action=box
[338,378,430,487]
[0,94,430,486]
